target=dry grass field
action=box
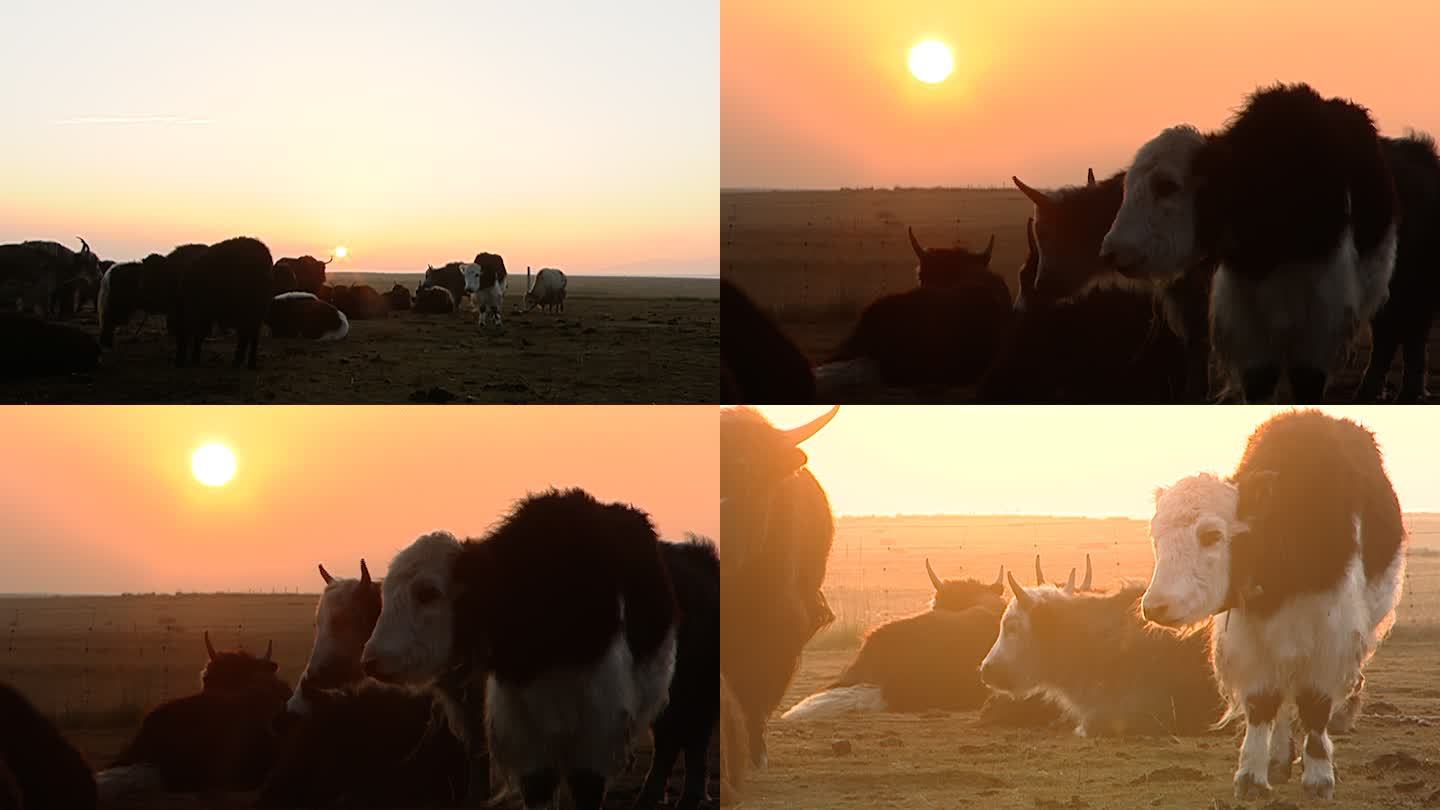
[721,188,1440,402]
[0,273,719,404]
[740,513,1440,809]
[0,590,718,809]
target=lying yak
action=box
[267,292,350,340]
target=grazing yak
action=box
[980,576,1223,737]
[1101,83,1398,403]
[413,284,456,314]
[721,406,838,768]
[267,292,349,341]
[781,563,1007,720]
[0,681,97,810]
[361,489,679,810]
[720,279,816,404]
[383,283,413,311]
[1141,410,1404,800]
[98,253,177,347]
[523,266,567,313]
[274,255,332,295]
[335,283,388,320]
[260,561,471,809]
[98,635,290,798]
[0,314,100,380]
[461,261,507,327]
[818,233,1012,389]
[173,237,273,369]
[421,263,467,308]
[1355,133,1440,402]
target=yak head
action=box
[1100,126,1208,281]
[361,532,464,685]
[1140,473,1248,628]
[1013,168,1128,304]
[910,227,994,290]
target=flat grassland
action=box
[739,513,1440,809]
[0,273,719,404]
[0,589,717,809]
[722,188,1437,401]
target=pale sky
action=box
[1,1,718,276]
[723,0,1440,189]
[753,406,1440,519]
[0,406,718,594]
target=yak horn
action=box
[1034,554,1045,586]
[264,640,273,661]
[1082,554,1093,591]
[925,558,944,591]
[992,565,1004,588]
[1007,570,1033,610]
[76,236,91,254]
[782,405,839,447]
[1087,168,1097,187]
[324,256,334,265]
[1013,176,1053,209]
[318,564,334,585]
[908,226,926,259]
[360,559,372,586]
[982,233,995,259]
[204,630,217,661]
[1064,568,1077,593]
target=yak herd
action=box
[721,405,1404,803]
[723,82,1440,405]
[0,488,717,810]
[0,236,571,381]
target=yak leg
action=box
[1297,689,1336,800]
[1234,690,1280,800]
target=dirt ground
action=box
[0,592,718,810]
[1,273,719,404]
[738,514,1440,809]
[721,188,1440,403]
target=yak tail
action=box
[95,764,164,802]
[779,685,887,722]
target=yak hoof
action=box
[1233,770,1271,801]
[1302,774,1336,801]
[1267,758,1292,785]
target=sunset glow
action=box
[3,3,718,276]
[723,0,1440,189]
[191,443,237,488]
[908,40,953,84]
[333,246,348,260]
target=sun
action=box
[908,40,954,85]
[192,443,237,487]
[333,246,348,260]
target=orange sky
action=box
[753,406,1440,519]
[0,406,717,594]
[723,0,1440,188]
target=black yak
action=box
[720,279,815,404]
[274,256,331,295]
[174,237,273,369]
[267,293,349,340]
[0,681,97,810]
[383,283,412,311]
[0,314,100,380]
[334,283,388,320]
[413,285,456,314]
[910,226,995,290]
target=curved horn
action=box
[1087,168,1097,187]
[908,226,927,260]
[1013,176,1053,209]
[360,559,372,587]
[992,565,1004,588]
[204,630,217,661]
[76,237,91,255]
[782,405,839,447]
[1081,554,1093,591]
[324,256,334,265]
[318,564,334,585]
[1007,570,1033,610]
[264,640,273,661]
[925,558,944,592]
[1034,554,1045,587]
[1064,567,1077,593]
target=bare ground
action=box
[737,514,1440,809]
[1,273,719,404]
[721,189,1440,403]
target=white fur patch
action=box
[320,309,349,341]
[780,685,888,721]
[362,532,464,684]
[274,291,319,302]
[95,764,164,801]
[485,622,677,781]
[98,266,113,323]
[1142,474,1240,626]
